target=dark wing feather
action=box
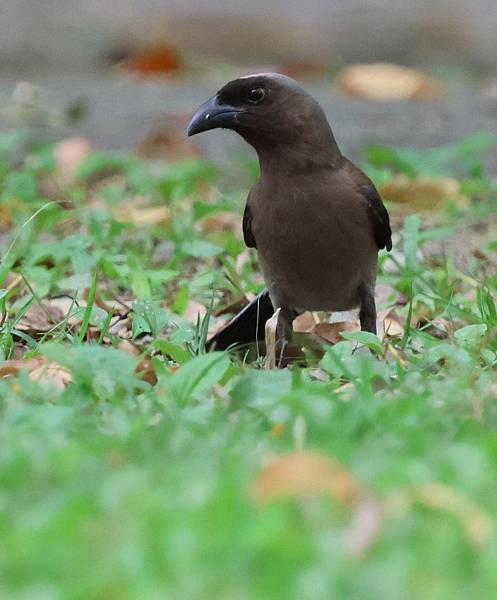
[242,202,257,248]
[206,290,273,350]
[359,183,392,251]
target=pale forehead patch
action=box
[239,72,278,80]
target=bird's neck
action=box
[250,112,344,177]
[256,138,343,178]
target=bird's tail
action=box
[206,290,274,351]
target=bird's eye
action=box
[247,87,265,104]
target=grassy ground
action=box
[1,128,497,599]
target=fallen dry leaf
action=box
[118,44,182,77]
[0,356,71,390]
[271,423,287,438]
[109,316,132,339]
[235,249,254,275]
[17,302,65,335]
[276,60,326,79]
[199,212,241,235]
[46,296,82,325]
[292,311,318,333]
[94,291,131,317]
[293,315,360,345]
[55,137,93,183]
[375,307,405,339]
[4,272,23,293]
[135,356,158,386]
[375,282,407,307]
[383,316,405,338]
[313,321,359,344]
[117,339,140,356]
[335,63,443,102]
[387,483,492,546]
[112,201,171,226]
[184,300,207,324]
[0,203,13,231]
[251,451,363,505]
[136,116,202,160]
[380,174,469,210]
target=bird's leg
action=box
[276,306,296,367]
[359,284,377,334]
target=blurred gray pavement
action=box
[0,75,495,172]
[2,1,497,75]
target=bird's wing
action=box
[242,200,257,248]
[358,182,392,251]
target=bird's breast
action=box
[250,188,377,311]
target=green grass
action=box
[1,129,497,600]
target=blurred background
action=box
[0,0,496,168]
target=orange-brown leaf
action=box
[251,451,363,505]
[335,63,443,102]
[380,175,469,210]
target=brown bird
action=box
[187,73,392,351]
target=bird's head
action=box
[187,73,339,160]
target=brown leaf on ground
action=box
[375,282,407,307]
[380,175,469,210]
[3,272,23,294]
[276,60,326,79]
[376,308,405,339]
[251,451,363,505]
[117,339,140,356]
[112,200,171,227]
[293,308,403,345]
[184,300,207,324]
[0,203,14,231]
[199,212,242,235]
[109,316,132,339]
[0,356,71,390]
[46,296,82,324]
[383,316,405,338]
[387,483,492,546]
[335,63,443,102]
[271,423,287,438]
[292,311,318,333]
[17,302,65,334]
[135,356,158,386]
[118,44,182,77]
[94,292,131,317]
[235,249,254,275]
[313,321,359,344]
[55,137,93,183]
[136,116,202,160]
[293,315,359,344]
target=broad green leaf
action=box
[454,324,487,348]
[154,340,191,365]
[180,240,223,258]
[168,352,230,404]
[340,330,384,354]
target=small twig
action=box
[21,273,55,323]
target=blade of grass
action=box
[78,264,99,342]
[401,283,414,350]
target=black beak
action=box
[187,95,242,137]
